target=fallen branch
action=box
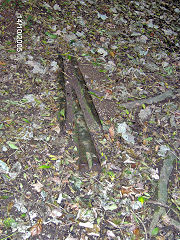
[57,54,66,131]
[70,56,102,130]
[72,88,101,172]
[118,90,179,109]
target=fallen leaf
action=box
[79,222,94,228]
[100,36,106,42]
[107,230,116,237]
[50,208,62,218]
[143,126,147,133]
[67,129,73,135]
[109,125,115,140]
[55,30,61,36]
[7,141,19,150]
[30,219,43,236]
[150,32,154,37]
[51,125,60,133]
[105,89,113,95]
[121,186,132,195]
[7,201,14,213]
[48,176,61,184]
[110,51,115,57]
[104,133,111,141]
[0,61,6,65]
[31,181,43,192]
[155,145,159,152]
[133,227,140,239]
[48,154,58,160]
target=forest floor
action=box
[0,0,180,239]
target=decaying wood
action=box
[57,54,102,172]
[72,88,101,172]
[70,56,103,130]
[57,54,66,131]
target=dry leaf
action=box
[30,219,43,236]
[143,126,147,133]
[156,236,165,240]
[4,117,13,124]
[120,186,145,197]
[100,36,106,42]
[0,61,6,66]
[110,51,115,57]
[55,30,61,36]
[104,133,111,141]
[48,176,61,184]
[121,186,132,196]
[105,89,113,95]
[133,227,140,239]
[50,208,62,218]
[31,181,43,192]
[155,145,159,152]
[67,129,73,135]
[51,125,60,134]
[109,126,115,140]
[7,201,14,213]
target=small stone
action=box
[139,107,152,121]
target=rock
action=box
[139,107,152,121]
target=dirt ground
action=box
[0,0,179,239]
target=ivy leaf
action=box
[144,137,153,142]
[107,171,116,181]
[7,141,19,150]
[3,217,17,228]
[38,165,51,169]
[88,91,103,99]
[8,49,16,53]
[22,118,30,123]
[2,0,12,7]
[142,104,146,109]
[127,54,134,59]
[45,31,57,39]
[60,108,65,118]
[67,55,72,60]
[125,109,129,115]
[138,196,146,205]
[151,227,159,236]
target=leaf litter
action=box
[0,0,179,239]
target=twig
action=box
[162,214,180,231]
[147,200,180,218]
[0,231,17,240]
[131,210,148,240]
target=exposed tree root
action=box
[118,90,179,109]
[147,200,180,218]
[162,214,180,232]
[149,151,179,236]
